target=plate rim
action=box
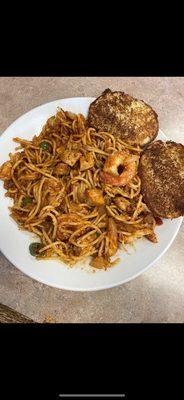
[0,97,183,291]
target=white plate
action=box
[0,97,183,291]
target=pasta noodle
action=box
[0,109,157,269]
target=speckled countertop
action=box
[0,77,184,323]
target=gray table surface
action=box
[0,77,184,323]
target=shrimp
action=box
[101,151,139,186]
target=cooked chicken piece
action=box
[86,189,105,206]
[0,161,12,180]
[80,152,94,171]
[146,233,157,243]
[60,150,81,166]
[54,163,70,176]
[90,255,110,269]
[108,218,118,257]
[44,179,65,207]
[56,145,65,155]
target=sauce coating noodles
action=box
[0,109,157,269]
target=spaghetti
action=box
[0,109,157,269]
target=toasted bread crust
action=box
[88,89,159,147]
[139,140,184,218]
